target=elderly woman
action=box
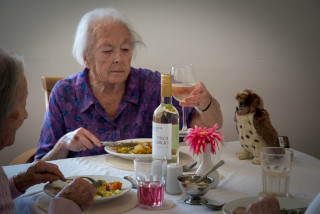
[35,8,223,161]
[0,48,96,213]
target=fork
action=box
[66,177,102,188]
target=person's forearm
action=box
[202,96,223,128]
[8,175,23,198]
[190,96,223,129]
[41,138,69,161]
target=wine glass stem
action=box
[182,106,187,132]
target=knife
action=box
[280,207,307,214]
[102,141,139,147]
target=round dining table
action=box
[3,141,320,213]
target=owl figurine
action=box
[234,89,279,164]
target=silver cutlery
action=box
[182,161,197,172]
[66,177,103,188]
[102,141,138,147]
[196,160,225,182]
[201,202,225,210]
[123,176,137,189]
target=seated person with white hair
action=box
[35,7,223,161]
[0,48,96,213]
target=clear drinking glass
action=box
[260,147,293,197]
[171,64,196,137]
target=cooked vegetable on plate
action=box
[111,141,152,154]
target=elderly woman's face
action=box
[85,20,132,85]
[0,75,28,149]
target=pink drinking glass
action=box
[134,157,166,208]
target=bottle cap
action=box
[161,74,172,97]
[161,74,172,84]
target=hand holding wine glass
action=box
[171,64,197,137]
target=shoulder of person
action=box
[51,72,82,92]
[59,72,81,87]
[130,67,161,83]
[49,72,83,104]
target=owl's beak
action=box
[236,101,240,112]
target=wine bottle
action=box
[152,74,179,164]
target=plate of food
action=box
[222,196,308,214]
[43,175,132,204]
[104,138,153,160]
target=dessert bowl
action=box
[177,174,214,205]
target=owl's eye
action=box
[239,103,245,109]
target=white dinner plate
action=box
[43,175,132,204]
[104,138,153,160]
[222,196,308,214]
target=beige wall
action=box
[1,0,319,165]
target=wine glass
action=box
[171,64,197,137]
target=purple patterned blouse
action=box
[35,67,194,159]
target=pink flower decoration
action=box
[185,124,224,156]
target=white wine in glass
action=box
[171,64,196,137]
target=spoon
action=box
[182,161,197,172]
[123,176,137,189]
[196,160,225,183]
[201,202,225,210]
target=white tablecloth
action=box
[3,141,320,213]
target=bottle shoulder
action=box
[155,103,179,114]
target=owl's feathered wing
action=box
[253,109,279,147]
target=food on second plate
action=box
[95,180,123,198]
[53,179,123,198]
[111,141,152,154]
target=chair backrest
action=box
[9,148,37,165]
[41,76,63,109]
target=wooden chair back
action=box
[41,76,63,108]
[9,148,37,165]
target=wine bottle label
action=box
[152,122,172,159]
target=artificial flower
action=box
[185,124,224,156]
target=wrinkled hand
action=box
[231,196,280,214]
[56,177,96,211]
[180,82,211,110]
[247,196,280,214]
[61,127,101,152]
[231,206,247,214]
[13,160,65,193]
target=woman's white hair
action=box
[0,48,24,133]
[72,8,144,67]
